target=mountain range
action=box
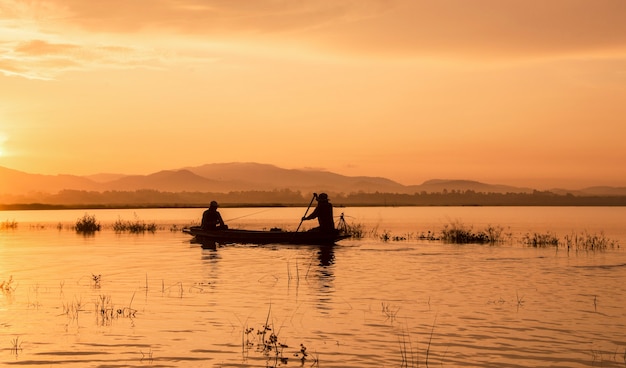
[1,162,625,197]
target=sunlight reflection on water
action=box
[1,207,626,367]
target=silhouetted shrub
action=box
[75,214,101,233]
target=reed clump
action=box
[62,297,84,323]
[522,232,560,247]
[75,214,101,233]
[565,231,620,251]
[441,221,505,244]
[113,216,157,233]
[1,219,18,230]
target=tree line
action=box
[1,188,626,210]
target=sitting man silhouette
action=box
[301,193,335,232]
[201,201,228,230]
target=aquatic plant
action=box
[241,306,316,366]
[441,221,498,244]
[62,296,84,324]
[95,293,137,326]
[113,215,157,233]
[243,321,289,365]
[382,302,401,323]
[522,232,559,247]
[162,281,185,298]
[10,336,22,357]
[516,291,525,310]
[380,229,391,241]
[398,325,417,368]
[92,274,102,288]
[342,221,365,238]
[74,213,101,233]
[0,219,18,230]
[1,276,15,293]
[425,315,437,368]
[418,230,439,240]
[140,348,154,363]
[565,231,620,251]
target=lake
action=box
[1,206,626,367]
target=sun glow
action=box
[0,133,7,157]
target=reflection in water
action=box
[3,207,626,368]
[317,244,335,266]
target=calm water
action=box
[1,207,626,367]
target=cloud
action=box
[15,0,625,59]
[36,0,392,34]
[1,38,159,79]
[2,0,626,80]
[308,0,626,61]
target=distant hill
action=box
[408,179,534,194]
[105,169,223,192]
[0,165,100,194]
[2,163,626,199]
[550,186,626,196]
[182,162,407,193]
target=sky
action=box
[1,0,625,190]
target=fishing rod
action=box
[223,208,273,222]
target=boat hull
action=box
[183,226,350,245]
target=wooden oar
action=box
[295,193,317,232]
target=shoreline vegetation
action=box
[1,189,626,210]
[2,213,620,251]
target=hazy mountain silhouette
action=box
[0,165,100,194]
[84,173,127,183]
[1,163,625,197]
[409,179,534,194]
[181,162,406,193]
[104,169,225,192]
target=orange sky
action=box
[1,0,625,189]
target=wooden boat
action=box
[183,226,350,245]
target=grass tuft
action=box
[441,221,505,244]
[565,231,620,251]
[522,232,559,247]
[75,214,101,234]
[1,219,18,230]
[113,215,157,233]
